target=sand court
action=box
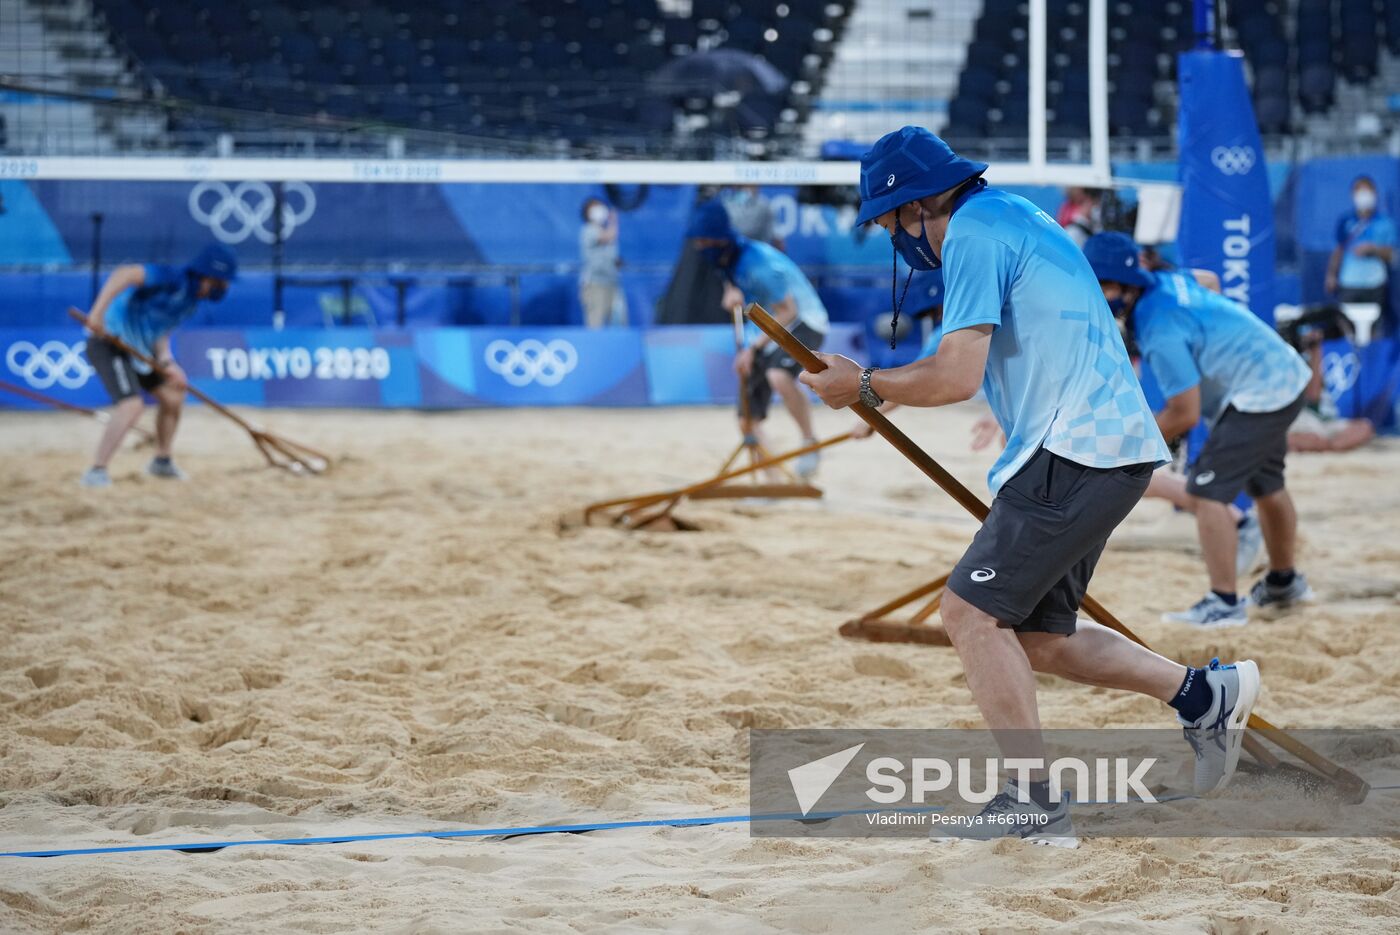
[2,402,1400,932]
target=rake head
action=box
[252,431,332,475]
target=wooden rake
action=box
[579,305,839,531]
[582,432,852,531]
[68,309,331,475]
[746,301,1370,803]
[0,378,157,446]
[838,571,954,646]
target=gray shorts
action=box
[1187,393,1305,504]
[742,322,823,421]
[947,448,1153,635]
[87,337,163,402]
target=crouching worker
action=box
[80,244,237,487]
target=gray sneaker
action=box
[79,466,111,488]
[1162,592,1248,628]
[932,781,1078,848]
[794,439,821,479]
[146,457,188,480]
[1179,658,1261,793]
[1248,573,1315,612]
[1235,511,1264,577]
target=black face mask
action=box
[206,279,228,302]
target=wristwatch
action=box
[859,367,883,408]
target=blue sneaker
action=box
[1162,593,1248,628]
[1179,658,1261,794]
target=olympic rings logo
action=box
[484,339,578,387]
[1210,146,1256,176]
[188,180,317,245]
[6,340,93,389]
[1322,350,1360,397]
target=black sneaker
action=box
[146,457,188,480]
[1248,573,1315,613]
[931,782,1078,848]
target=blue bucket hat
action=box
[1082,232,1153,288]
[855,126,989,227]
[187,243,239,281]
[685,200,736,242]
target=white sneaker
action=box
[1235,511,1264,577]
[794,439,821,479]
[79,466,111,488]
[1162,593,1248,628]
[1179,658,1261,793]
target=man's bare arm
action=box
[1156,385,1201,442]
[87,265,146,332]
[870,324,993,407]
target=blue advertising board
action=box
[0,324,862,411]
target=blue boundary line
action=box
[0,808,940,859]
[5,788,1398,859]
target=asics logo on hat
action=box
[887,174,895,187]
[970,568,997,582]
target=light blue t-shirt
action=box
[104,264,202,365]
[733,237,829,343]
[941,188,1169,493]
[1133,270,1310,422]
[1336,212,1397,290]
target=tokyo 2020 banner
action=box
[1176,49,1278,322]
[0,325,861,410]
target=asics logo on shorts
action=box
[484,339,578,387]
[189,180,317,245]
[1194,470,1216,485]
[969,568,997,582]
[6,340,93,389]
[1210,146,1256,176]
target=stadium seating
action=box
[946,0,1400,143]
[947,0,1189,144]
[88,0,851,153]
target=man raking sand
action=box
[796,127,1261,847]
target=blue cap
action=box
[685,200,736,242]
[1082,232,1153,288]
[187,243,238,281]
[855,126,988,227]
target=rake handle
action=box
[0,372,152,446]
[745,302,1369,799]
[747,304,992,521]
